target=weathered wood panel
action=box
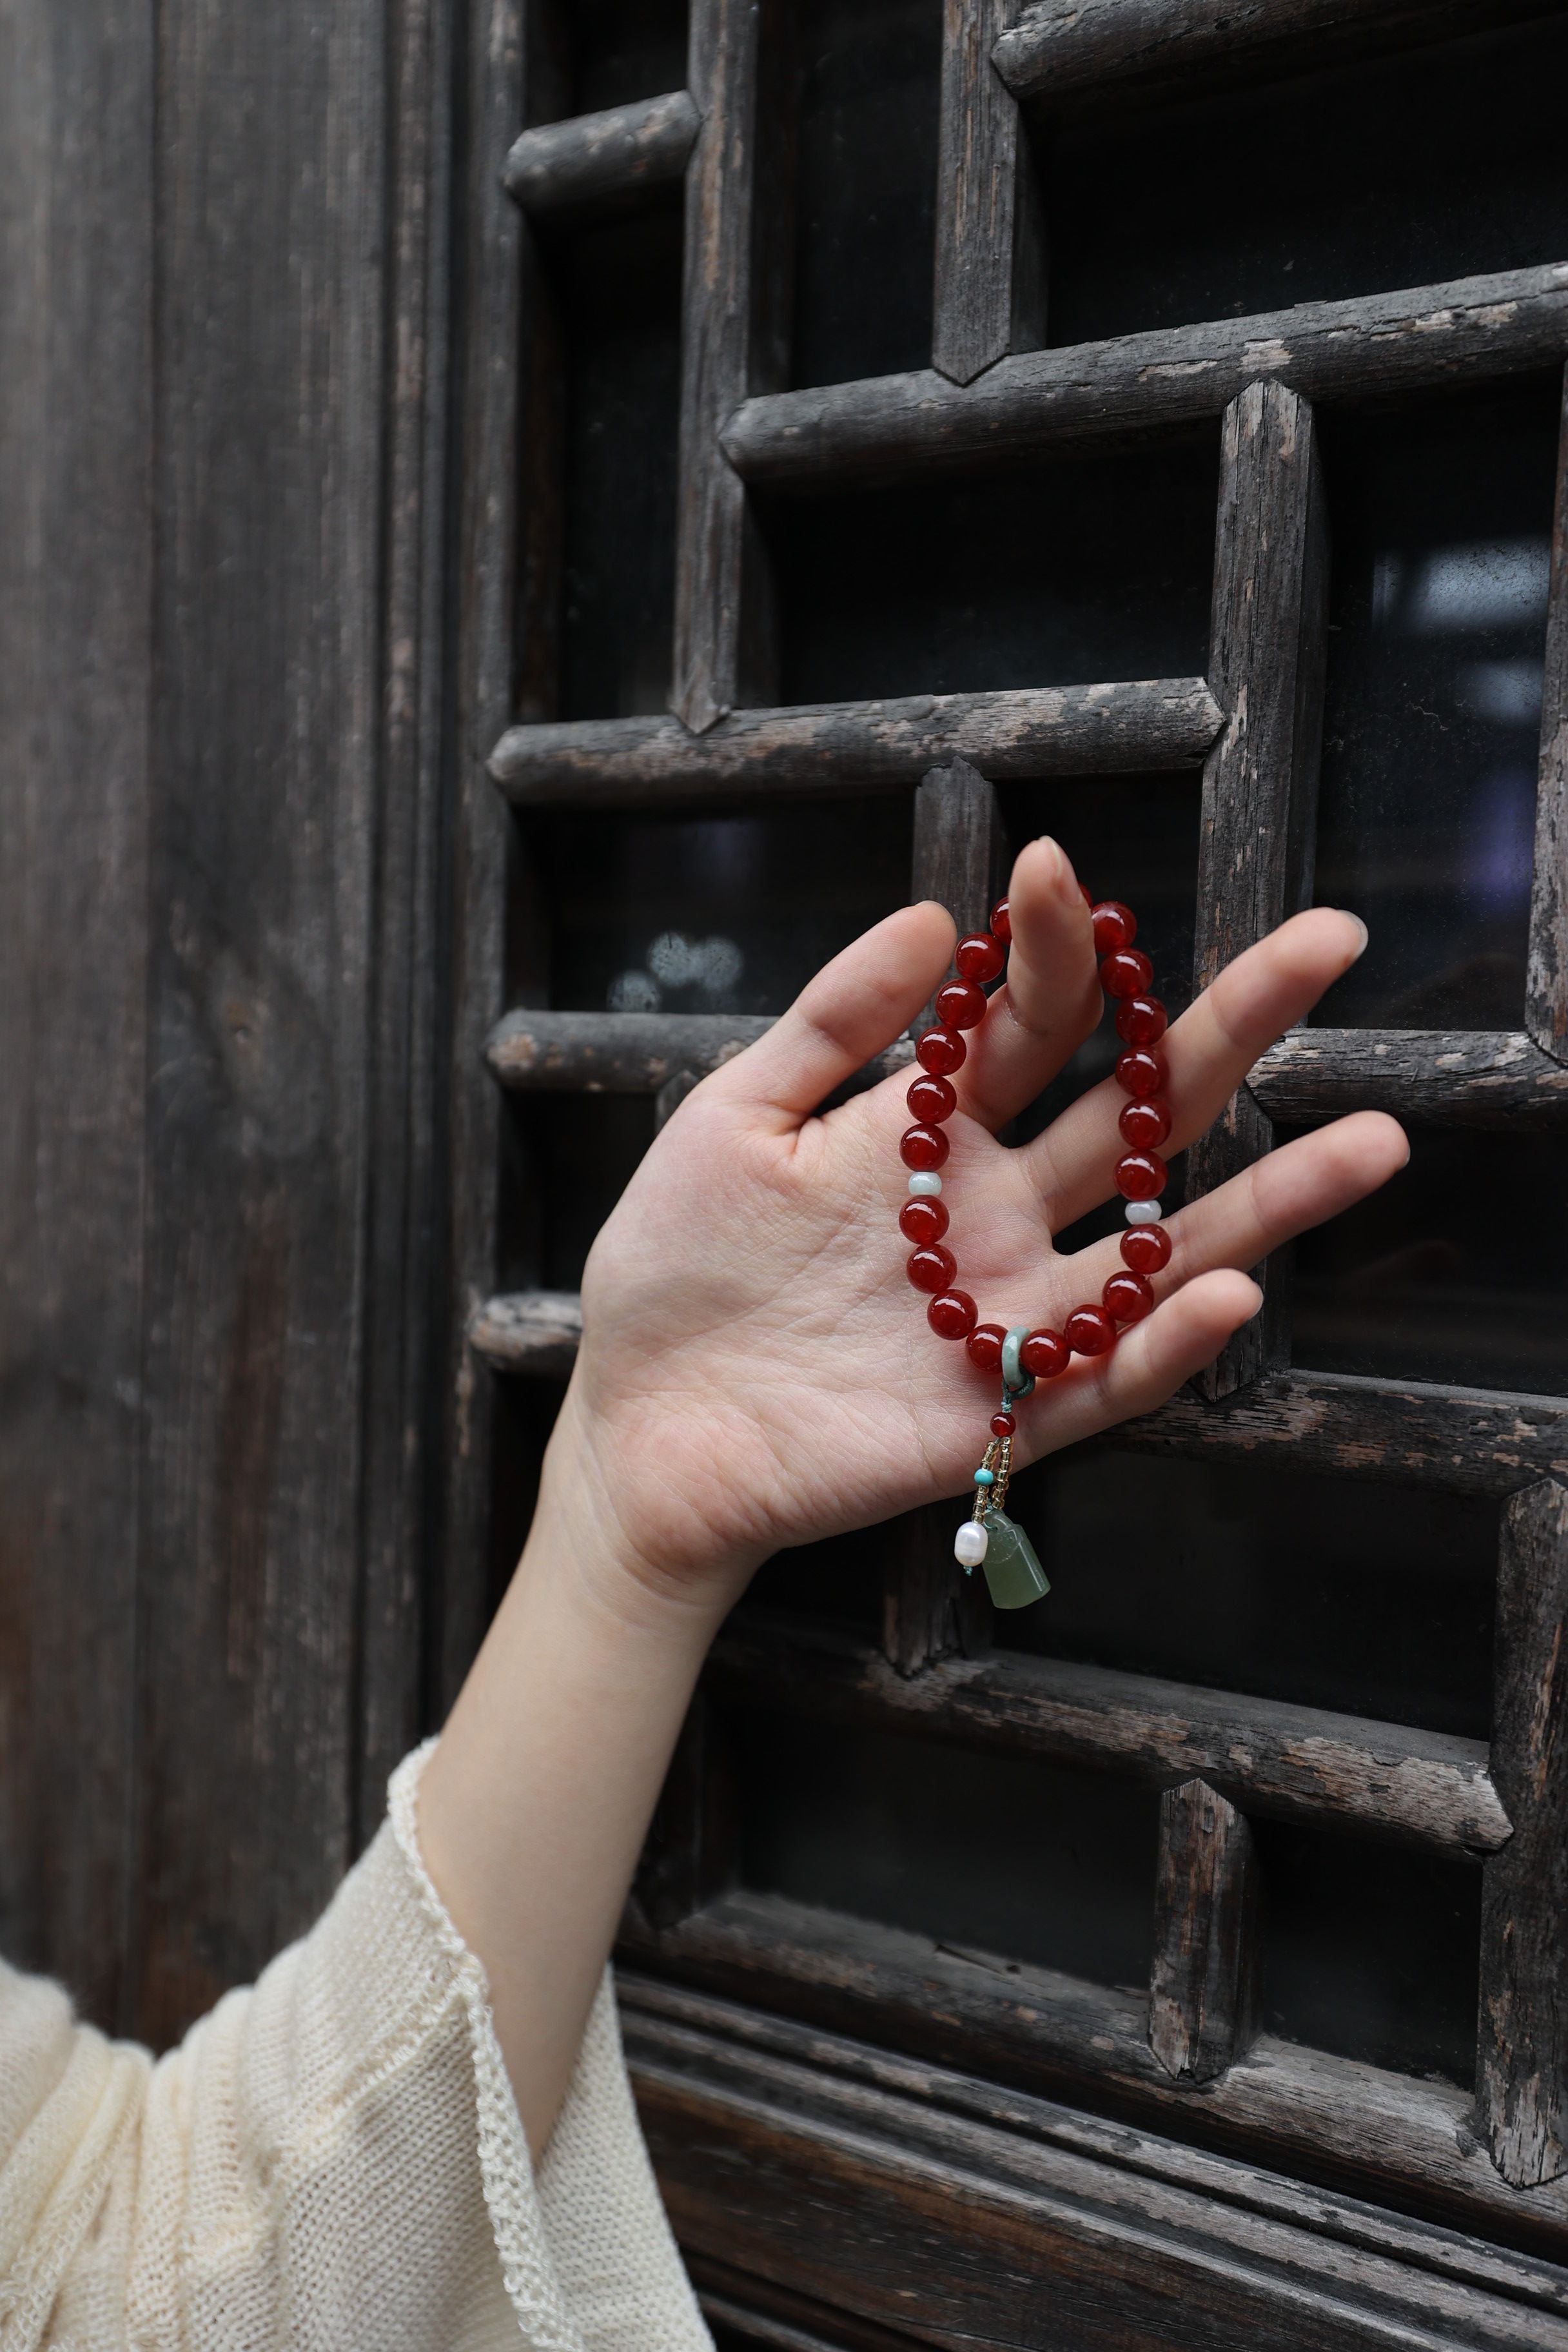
[625,1990,1568,2335]
[504,89,698,219]
[130,0,404,2046]
[1250,1028,1568,1129]
[1527,364,1568,1064]
[1148,1778,1261,2082]
[723,264,1568,491]
[489,679,1224,803]
[992,0,1561,105]
[0,0,153,2027]
[1189,380,1327,1397]
[629,1977,1568,2320]
[622,1892,1568,2260]
[706,1611,1509,1854]
[1479,1480,1568,2188]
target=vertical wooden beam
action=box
[0,0,152,2028]
[1478,1478,1568,2188]
[933,0,1041,386]
[674,0,779,731]
[1527,362,1568,1064]
[883,760,1005,1673]
[1189,378,1329,1400]
[356,0,457,1843]
[1148,1778,1262,2085]
[436,0,535,1716]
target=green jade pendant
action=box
[979,1509,1050,1609]
[952,1325,1050,1607]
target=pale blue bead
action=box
[907,1171,943,1197]
[1126,1199,1162,1224]
[974,1467,994,1486]
[1001,1323,1034,1395]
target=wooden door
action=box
[456,3,1568,2344]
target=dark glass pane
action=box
[502,1094,654,1294]
[1311,385,1557,1028]
[1042,17,1568,347]
[999,1448,1496,1740]
[1256,1822,1480,2086]
[770,433,1217,704]
[734,1709,1159,1988]
[554,211,683,721]
[567,0,688,114]
[790,0,941,389]
[533,799,911,1016]
[745,1528,886,1636]
[1291,1126,1568,1396]
[998,776,1202,1255]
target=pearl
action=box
[1126,1199,1162,1224]
[906,1170,943,1197]
[954,1519,989,1569]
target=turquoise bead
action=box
[974,1467,994,1486]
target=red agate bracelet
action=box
[897,888,1174,1610]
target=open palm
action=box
[566,838,1406,1596]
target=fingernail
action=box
[1339,911,1369,959]
[1036,835,1083,906]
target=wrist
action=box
[527,1382,761,1653]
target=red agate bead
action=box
[1079,883,1093,908]
[934,977,987,1030]
[928,1289,977,1339]
[1116,1150,1167,1200]
[1101,948,1154,999]
[901,1124,950,1171]
[1115,993,1167,1048]
[1116,1048,1166,1099]
[908,1244,957,1294]
[899,1195,948,1245]
[1121,1222,1172,1275]
[1104,1269,1154,1324]
[990,1409,1017,1438]
[1065,1305,1116,1355]
[967,1322,1006,1372]
[1020,1328,1069,1378]
[1091,900,1137,955]
[907,1073,957,1123]
[1119,1097,1171,1149]
[989,897,1011,944]
[917,1024,966,1076]
[956,931,1005,983]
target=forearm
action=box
[416,1394,734,2159]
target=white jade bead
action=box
[907,1171,943,1197]
[954,1519,989,1569]
[1125,1199,1163,1224]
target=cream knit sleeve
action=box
[0,1744,712,2352]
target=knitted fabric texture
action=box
[0,1743,712,2351]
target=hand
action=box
[424,839,1406,2155]
[555,838,1406,1615]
